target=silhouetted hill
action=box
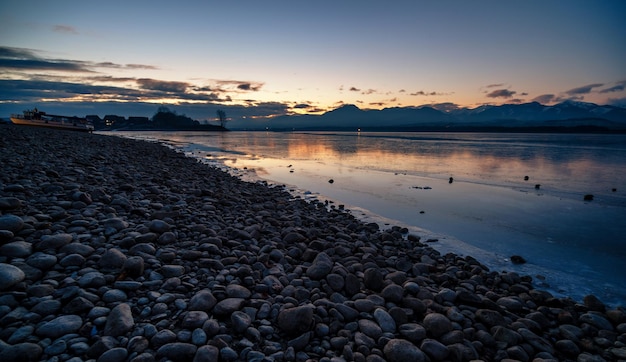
[261,101,626,132]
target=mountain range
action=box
[257,100,626,132]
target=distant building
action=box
[103,115,126,127]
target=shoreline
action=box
[1,125,625,361]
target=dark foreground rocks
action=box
[1,125,625,362]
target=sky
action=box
[1,0,625,126]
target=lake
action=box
[110,131,626,306]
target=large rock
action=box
[0,214,24,232]
[384,339,426,362]
[0,263,25,290]
[104,303,134,336]
[98,248,127,271]
[306,252,333,280]
[36,315,83,338]
[277,305,314,334]
[423,313,453,338]
[0,342,43,362]
[188,290,217,311]
[37,233,72,250]
[156,343,197,362]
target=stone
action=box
[420,338,449,360]
[399,323,427,344]
[213,298,245,315]
[226,283,252,298]
[123,256,145,278]
[25,252,57,269]
[358,319,383,340]
[36,314,83,338]
[381,284,404,303]
[306,252,333,280]
[104,303,134,336]
[103,218,129,231]
[149,219,171,233]
[231,310,252,334]
[277,304,314,333]
[476,309,507,327]
[98,248,127,270]
[579,312,614,331]
[0,214,24,232]
[384,339,426,362]
[373,308,396,333]
[189,289,217,311]
[0,263,25,290]
[0,241,32,257]
[423,313,453,338]
[518,328,554,354]
[363,268,384,291]
[156,343,197,362]
[193,345,219,362]
[98,347,128,362]
[38,233,73,250]
[182,311,209,329]
[0,342,43,362]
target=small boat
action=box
[10,109,94,132]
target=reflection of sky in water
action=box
[112,131,626,305]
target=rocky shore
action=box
[0,125,624,362]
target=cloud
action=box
[215,80,263,92]
[410,90,445,96]
[53,25,78,34]
[349,86,360,92]
[486,83,505,88]
[565,83,604,95]
[0,46,157,73]
[293,103,311,109]
[599,85,625,93]
[137,78,189,93]
[362,89,377,95]
[532,94,556,104]
[486,89,516,98]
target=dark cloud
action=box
[410,90,444,96]
[486,89,516,98]
[532,94,556,104]
[53,25,78,34]
[349,87,360,92]
[565,83,604,95]
[509,98,524,104]
[486,83,505,88]
[215,80,263,92]
[137,78,189,93]
[293,103,310,109]
[0,57,90,72]
[0,46,157,73]
[599,85,624,93]
[125,63,159,70]
[362,89,376,95]
[369,102,385,106]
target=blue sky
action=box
[1,0,625,124]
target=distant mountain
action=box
[260,101,626,132]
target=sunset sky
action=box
[1,0,625,124]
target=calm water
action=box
[111,131,626,305]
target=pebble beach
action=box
[0,125,625,362]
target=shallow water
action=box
[110,131,626,306]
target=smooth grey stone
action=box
[36,314,83,339]
[103,303,134,336]
[0,214,24,232]
[0,241,32,257]
[0,263,25,290]
[423,313,452,338]
[384,339,426,362]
